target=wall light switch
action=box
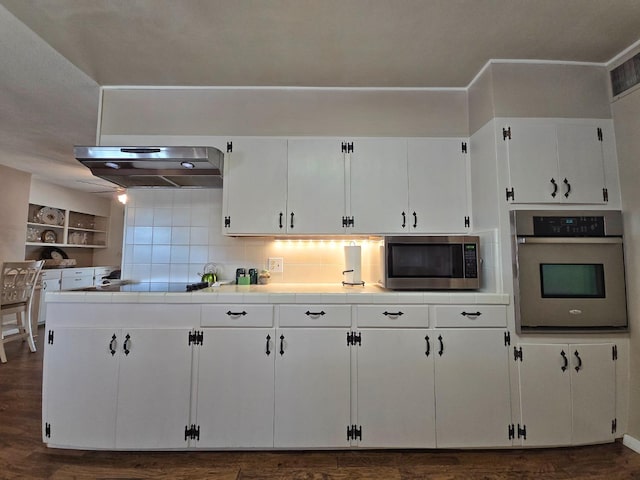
[268,257,283,273]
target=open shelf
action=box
[26,204,109,248]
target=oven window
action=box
[539,264,605,298]
[388,244,463,278]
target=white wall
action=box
[468,62,612,135]
[612,84,640,439]
[122,189,380,291]
[100,87,469,137]
[0,164,30,264]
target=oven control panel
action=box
[533,216,605,236]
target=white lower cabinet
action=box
[43,302,622,451]
[43,328,119,449]
[356,328,436,447]
[516,343,616,447]
[196,328,275,448]
[43,327,193,449]
[434,329,512,448]
[274,328,351,448]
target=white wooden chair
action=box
[0,260,44,363]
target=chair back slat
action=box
[1,261,44,306]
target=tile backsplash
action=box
[122,189,381,291]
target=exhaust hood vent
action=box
[74,146,224,188]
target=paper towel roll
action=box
[343,245,362,284]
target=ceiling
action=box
[1,0,640,193]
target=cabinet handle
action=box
[401,212,406,228]
[563,178,572,198]
[574,350,582,372]
[226,310,248,317]
[461,311,482,319]
[279,212,283,229]
[383,311,404,317]
[305,310,326,317]
[413,212,418,229]
[266,334,271,356]
[550,178,558,198]
[290,212,295,229]
[425,335,430,357]
[561,350,568,372]
[438,335,444,356]
[123,334,131,356]
[109,334,117,356]
[279,334,285,356]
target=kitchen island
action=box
[41,286,626,451]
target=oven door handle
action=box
[517,237,623,245]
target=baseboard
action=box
[623,434,640,453]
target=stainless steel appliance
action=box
[381,236,480,290]
[513,210,628,333]
[74,146,224,188]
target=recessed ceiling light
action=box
[181,161,195,169]
[105,162,120,169]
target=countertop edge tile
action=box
[112,292,142,303]
[138,293,168,303]
[84,292,113,303]
[164,293,195,303]
[47,292,87,303]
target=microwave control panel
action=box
[464,244,478,278]
[532,215,605,237]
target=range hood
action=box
[74,146,224,188]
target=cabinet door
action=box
[287,139,346,234]
[115,328,193,449]
[274,328,350,447]
[357,329,435,447]
[434,329,511,447]
[557,124,606,204]
[349,138,408,233]
[408,138,469,233]
[570,344,616,445]
[223,138,288,234]
[39,272,61,325]
[43,328,119,449]
[196,328,275,448]
[505,122,559,203]
[517,344,572,447]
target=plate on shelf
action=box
[37,207,64,226]
[41,229,58,244]
[40,246,68,260]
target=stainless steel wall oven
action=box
[512,210,628,333]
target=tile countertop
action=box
[46,283,510,305]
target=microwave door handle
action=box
[517,237,623,245]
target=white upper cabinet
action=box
[222,138,288,234]
[408,138,470,233]
[503,119,608,204]
[223,136,472,235]
[349,138,408,234]
[286,138,347,234]
[556,124,607,204]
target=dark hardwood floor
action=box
[2,326,640,479]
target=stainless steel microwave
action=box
[381,236,480,290]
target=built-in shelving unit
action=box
[26,203,108,249]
